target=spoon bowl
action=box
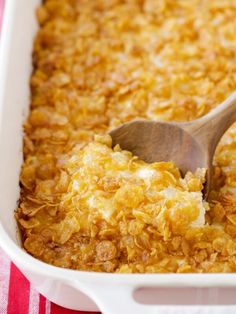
[110,92,236,198]
[110,120,206,174]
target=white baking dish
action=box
[1,1,236,313]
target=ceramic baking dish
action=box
[1,1,236,313]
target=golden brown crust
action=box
[17,0,236,273]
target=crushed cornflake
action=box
[17,0,236,273]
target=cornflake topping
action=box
[17,0,236,273]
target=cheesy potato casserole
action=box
[17,0,236,273]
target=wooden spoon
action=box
[110,92,236,198]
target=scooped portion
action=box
[64,136,207,238]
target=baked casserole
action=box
[16,0,236,273]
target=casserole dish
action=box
[1,0,236,313]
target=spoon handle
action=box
[202,91,236,131]
[183,92,236,152]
